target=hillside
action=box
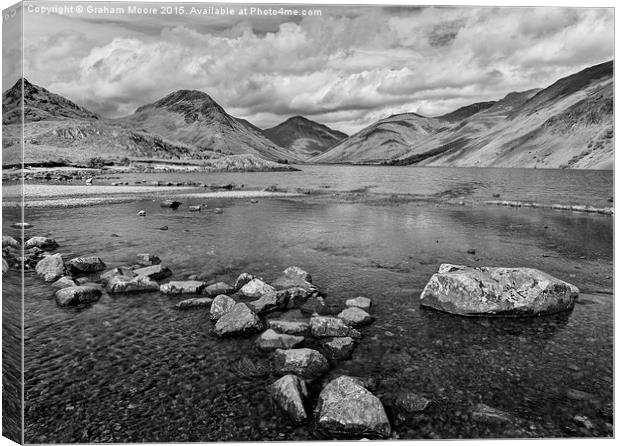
[263,116,347,160]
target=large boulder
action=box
[315,376,391,438]
[176,297,213,310]
[270,374,309,423]
[203,282,235,297]
[55,286,102,307]
[133,264,172,281]
[419,265,579,316]
[214,303,263,337]
[210,295,236,320]
[24,236,58,250]
[256,329,304,350]
[106,275,159,293]
[67,256,106,274]
[248,290,290,315]
[310,315,361,339]
[239,278,276,298]
[273,348,329,379]
[160,280,205,295]
[338,307,373,327]
[267,319,310,336]
[136,253,161,266]
[322,337,356,360]
[345,296,372,312]
[35,254,65,282]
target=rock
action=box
[100,267,136,283]
[248,290,290,315]
[338,307,373,327]
[239,278,276,298]
[420,265,579,316]
[75,277,91,285]
[213,208,223,214]
[267,319,310,336]
[133,264,172,281]
[2,236,20,249]
[106,275,160,293]
[273,274,316,292]
[51,276,77,289]
[160,200,182,209]
[188,205,201,212]
[471,403,513,424]
[136,253,161,266]
[35,254,65,282]
[67,256,106,274]
[322,337,356,360]
[11,222,32,229]
[310,315,362,339]
[24,236,58,250]
[315,376,391,438]
[270,374,309,423]
[274,348,329,379]
[257,329,304,350]
[283,266,312,283]
[393,392,431,413]
[437,263,468,273]
[573,415,594,430]
[176,297,213,310]
[55,286,102,307]
[345,296,372,312]
[286,287,315,309]
[234,272,255,290]
[300,295,327,315]
[2,258,9,274]
[137,210,146,216]
[214,303,262,337]
[160,280,205,295]
[566,388,595,401]
[203,282,235,297]
[467,249,476,255]
[159,226,168,231]
[210,294,237,320]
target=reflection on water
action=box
[3,196,613,441]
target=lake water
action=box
[2,165,614,441]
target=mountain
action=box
[123,90,299,162]
[262,116,348,159]
[2,78,100,125]
[314,61,613,169]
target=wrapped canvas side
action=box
[2,1,24,444]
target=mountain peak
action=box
[135,89,220,114]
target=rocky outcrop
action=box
[203,282,235,297]
[273,348,329,379]
[420,264,579,316]
[322,337,356,360]
[55,286,102,307]
[136,253,162,266]
[24,236,58,250]
[35,254,65,282]
[345,296,372,312]
[239,278,276,298]
[67,256,106,274]
[176,297,213,310]
[214,303,263,337]
[270,374,309,423]
[256,329,305,350]
[106,275,159,293]
[310,315,361,339]
[160,280,205,294]
[337,307,373,327]
[133,264,172,281]
[210,295,236,320]
[315,376,391,438]
[248,290,290,315]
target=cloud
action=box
[14,5,614,134]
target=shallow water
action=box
[3,192,613,441]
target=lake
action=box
[2,165,614,441]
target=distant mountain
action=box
[312,112,443,164]
[315,61,613,169]
[2,78,100,125]
[124,90,299,162]
[263,116,348,160]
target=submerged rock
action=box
[234,272,255,290]
[136,253,161,266]
[35,253,65,282]
[322,337,356,360]
[257,329,304,350]
[270,374,309,424]
[176,297,213,310]
[471,403,513,425]
[267,319,310,336]
[210,295,237,321]
[393,392,431,413]
[345,296,372,312]
[106,275,159,293]
[248,290,290,315]
[203,282,235,297]
[160,280,205,295]
[315,376,391,438]
[420,265,579,316]
[24,236,58,250]
[274,348,329,379]
[55,286,102,307]
[134,264,172,281]
[51,276,77,289]
[338,307,374,327]
[214,303,262,337]
[67,256,106,274]
[239,278,276,298]
[310,315,361,339]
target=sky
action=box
[3,1,615,134]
